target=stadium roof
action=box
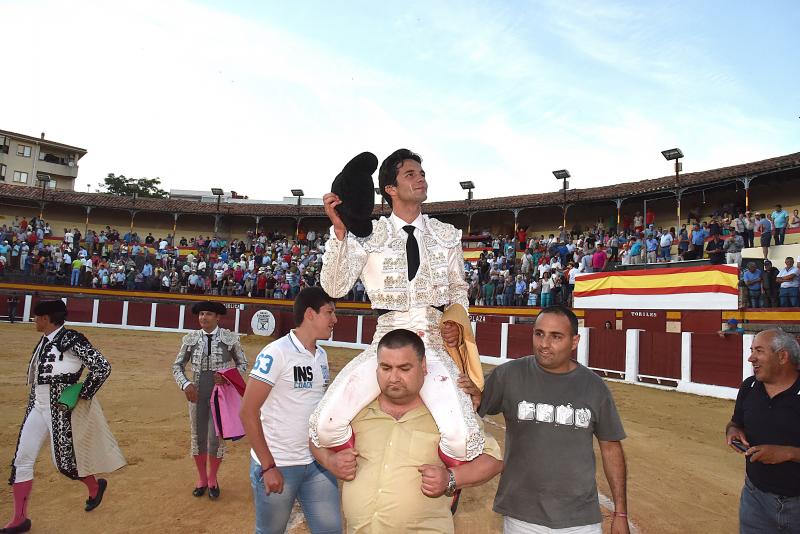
[1,151,798,218]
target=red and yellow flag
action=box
[573,265,739,310]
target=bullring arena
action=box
[2,151,800,533]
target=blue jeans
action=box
[774,227,786,246]
[660,246,671,261]
[249,458,340,534]
[748,290,764,309]
[70,268,81,286]
[779,287,799,307]
[740,476,800,533]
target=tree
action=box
[99,173,168,198]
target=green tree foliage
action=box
[99,173,168,198]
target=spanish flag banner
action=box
[573,265,739,310]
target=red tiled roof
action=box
[1,151,798,218]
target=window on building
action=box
[0,136,8,154]
[0,164,6,180]
[49,179,57,189]
[17,144,32,157]
[13,171,28,183]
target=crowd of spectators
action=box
[1,203,798,309]
[0,215,327,299]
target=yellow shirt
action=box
[343,400,502,534]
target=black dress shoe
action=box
[192,486,207,497]
[85,478,107,512]
[0,518,32,533]
[208,485,220,500]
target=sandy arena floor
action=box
[0,323,743,533]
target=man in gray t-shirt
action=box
[478,306,629,534]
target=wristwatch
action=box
[444,468,457,497]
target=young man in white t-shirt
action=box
[240,287,341,534]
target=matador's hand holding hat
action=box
[330,152,378,238]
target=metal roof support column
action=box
[84,206,92,235]
[614,198,623,228]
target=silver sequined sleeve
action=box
[448,237,470,311]
[320,227,368,298]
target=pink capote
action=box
[210,369,246,441]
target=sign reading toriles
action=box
[251,309,276,336]
[622,310,666,331]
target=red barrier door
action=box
[588,329,626,373]
[691,333,743,388]
[638,331,681,380]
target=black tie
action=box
[403,225,420,281]
[205,334,213,371]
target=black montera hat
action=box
[191,301,227,315]
[331,152,378,238]
[33,299,67,316]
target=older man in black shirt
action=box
[725,328,800,534]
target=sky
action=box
[3,0,799,202]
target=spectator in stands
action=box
[790,209,800,229]
[527,277,539,306]
[690,222,708,252]
[706,234,725,265]
[724,226,745,267]
[645,234,659,263]
[592,244,608,272]
[755,213,772,259]
[659,228,674,262]
[742,263,763,308]
[629,237,642,265]
[539,271,554,308]
[482,277,496,306]
[719,318,745,336]
[771,204,789,246]
[633,211,644,233]
[776,257,799,307]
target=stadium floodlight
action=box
[460,180,475,201]
[552,170,570,229]
[291,188,304,207]
[661,148,684,229]
[211,187,224,196]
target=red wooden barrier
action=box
[588,329,626,372]
[333,315,358,343]
[97,300,123,325]
[66,297,93,323]
[476,322,502,357]
[638,331,681,379]
[623,310,666,332]
[691,333,743,388]
[155,304,180,329]
[681,311,722,333]
[361,316,377,345]
[238,306,258,335]
[584,310,616,330]
[507,324,533,359]
[275,311,295,338]
[126,301,152,326]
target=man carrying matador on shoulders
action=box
[309,149,485,469]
